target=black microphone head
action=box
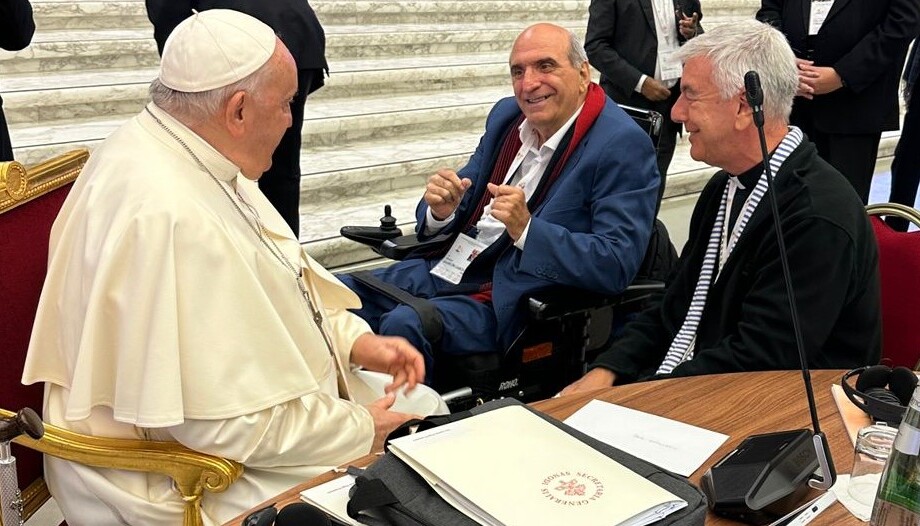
[744,71,764,108]
[275,502,332,526]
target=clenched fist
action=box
[424,169,473,220]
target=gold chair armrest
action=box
[1,149,89,213]
[867,202,920,228]
[0,408,244,526]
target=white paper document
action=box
[299,474,360,526]
[564,399,729,477]
[388,405,687,526]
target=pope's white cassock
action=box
[21,102,445,525]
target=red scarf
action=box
[463,82,607,232]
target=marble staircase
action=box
[1,0,899,269]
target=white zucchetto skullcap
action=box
[159,9,276,93]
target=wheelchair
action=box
[339,105,676,410]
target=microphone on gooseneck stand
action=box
[699,71,836,525]
[744,71,766,128]
[745,70,836,492]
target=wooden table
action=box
[224,370,861,525]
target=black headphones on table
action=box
[841,365,918,425]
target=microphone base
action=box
[701,429,819,525]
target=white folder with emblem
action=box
[387,405,687,526]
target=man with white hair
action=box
[22,10,444,524]
[563,20,880,394]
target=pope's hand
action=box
[365,393,417,452]
[351,333,426,393]
[559,368,617,396]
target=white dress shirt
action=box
[426,103,584,250]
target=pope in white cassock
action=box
[21,9,446,525]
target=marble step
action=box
[299,129,482,207]
[6,84,507,164]
[313,52,511,100]
[31,0,151,31]
[27,0,590,31]
[27,0,759,32]
[301,85,508,147]
[0,52,512,125]
[322,20,587,59]
[0,29,157,76]
[316,0,588,25]
[700,0,760,18]
[317,0,761,24]
[0,20,586,75]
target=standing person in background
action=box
[146,0,327,238]
[584,0,701,203]
[757,0,920,204]
[0,0,35,161]
[888,42,920,231]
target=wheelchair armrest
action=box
[339,204,404,252]
[377,233,453,260]
[527,279,665,321]
[340,224,403,252]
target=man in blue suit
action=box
[340,23,660,388]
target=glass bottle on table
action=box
[870,384,920,526]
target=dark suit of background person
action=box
[757,0,920,204]
[584,0,701,202]
[888,42,920,231]
[0,0,35,162]
[146,0,327,237]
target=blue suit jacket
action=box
[412,95,659,349]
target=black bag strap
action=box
[347,478,399,516]
[348,476,436,526]
[350,270,444,345]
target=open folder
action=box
[388,405,687,526]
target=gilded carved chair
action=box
[866,202,920,370]
[0,150,243,526]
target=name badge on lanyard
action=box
[430,233,489,285]
[809,0,835,35]
[660,49,683,83]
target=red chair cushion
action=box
[0,184,72,486]
[870,216,920,368]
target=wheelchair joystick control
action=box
[0,408,44,526]
[380,205,398,232]
[340,204,404,248]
